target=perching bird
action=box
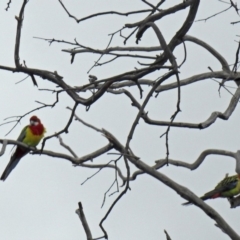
[182,174,240,205]
[1,116,45,181]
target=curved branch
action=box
[109,84,240,129]
[155,149,237,170]
[183,35,230,72]
[146,0,200,67]
[168,0,200,51]
[144,22,177,68]
[151,85,240,129]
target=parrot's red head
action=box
[29,116,45,135]
[30,116,41,126]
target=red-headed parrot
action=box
[183,174,240,205]
[1,116,45,181]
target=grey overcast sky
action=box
[0,0,240,239]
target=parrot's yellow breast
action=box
[23,127,45,147]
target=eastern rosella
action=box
[1,116,45,181]
[183,174,240,205]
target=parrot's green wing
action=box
[182,175,239,205]
[214,175,238,192]
[200,175,239,200]
[16,126,28,142]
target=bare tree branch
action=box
[183,35,230,72]
[99,155,130,239]
[125,70,176,150]
[164,229,172,240]
[125,0,194,29]
[14,0,29,68]
[75,202,93,240]
[195,6,232,22]
[155,149,237,171]
[75,144,114,165]
[5,0,12,11]
[157,71,240,93]
[41,102,78,150]
[58,0,152,23]
[0,140,8,157]
[109,83,240,130]
[56,135,78,158]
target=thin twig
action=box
[56,135,78,158]
[41,102,78,151]
[101,156,122,207]
[99,156,130,239]
[164,230,172,240]
[232,41,240,73]
[142,0,161,12]
[5,0,12,11]
[0,92,60,136]
[58,0,152,23]
[195,6,232,22]
[81,160,115,185]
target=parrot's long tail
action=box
[0,148,28,181]
[182,190,220,206]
